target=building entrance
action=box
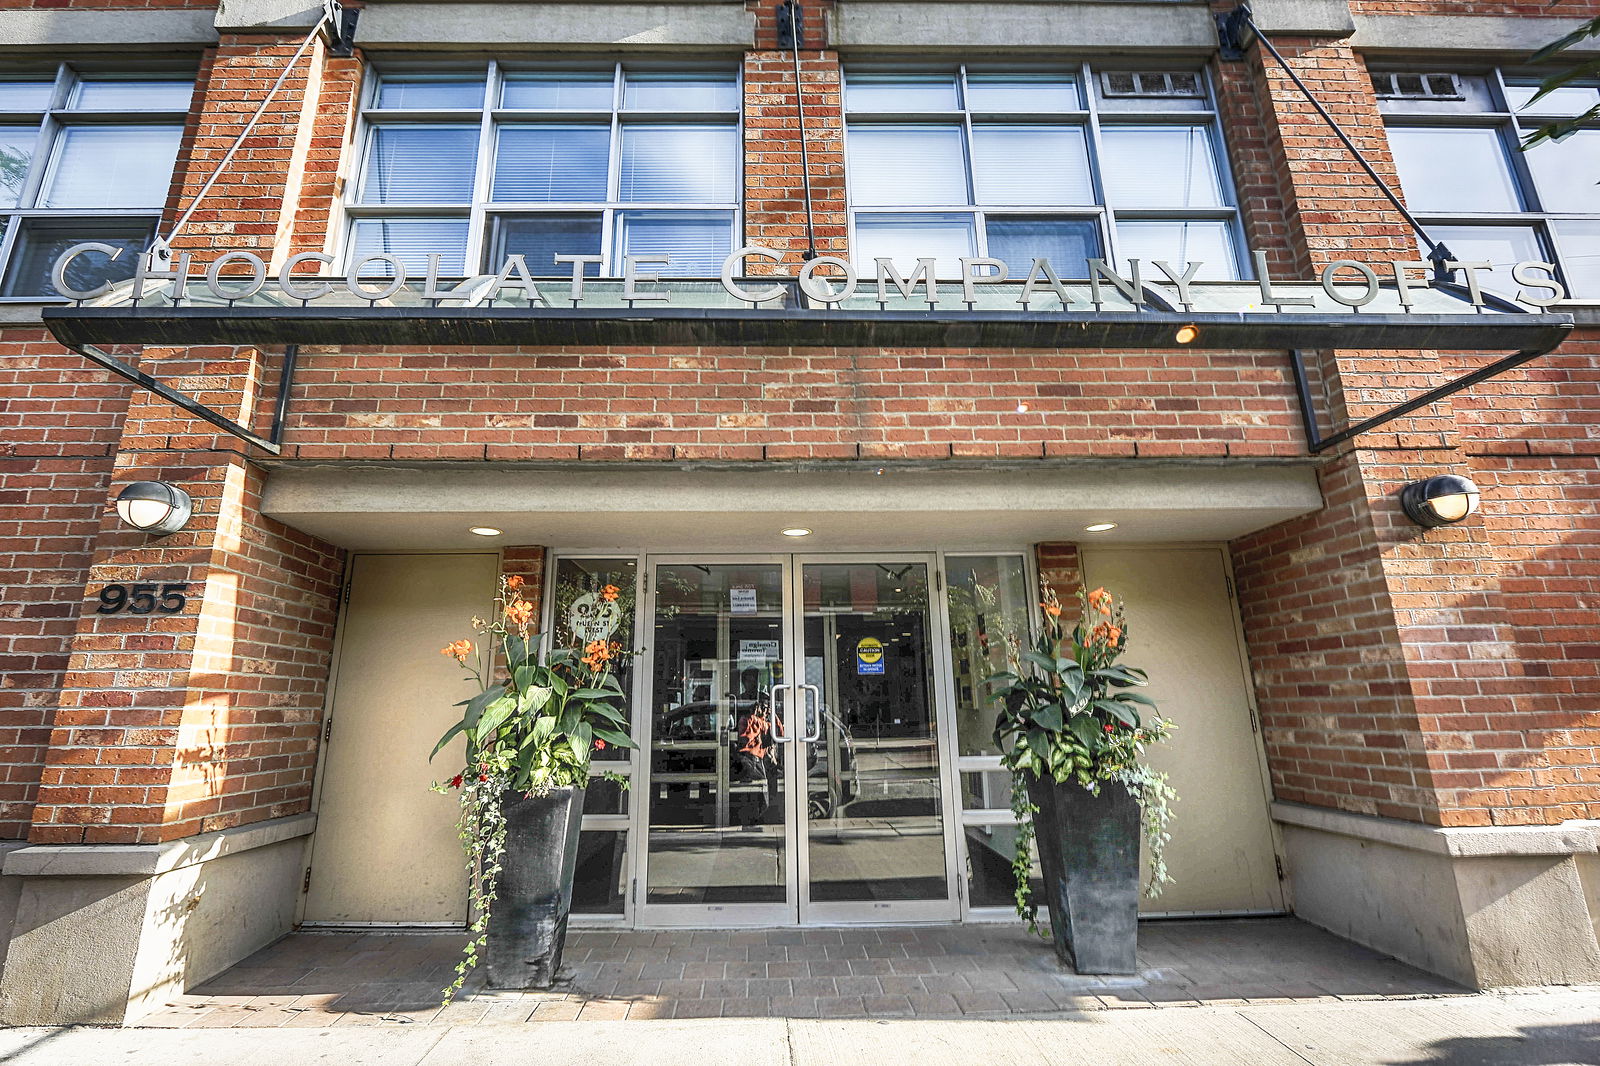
[638,555,961,926]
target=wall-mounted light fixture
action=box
[1398,474,1480,528]
[115,481,193,536]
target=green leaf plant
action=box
[988,584,1177,937]
[431,573,635,1003]
[1520,16,1600,151]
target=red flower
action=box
[450,773,464,788]
[478,773,489,783]
[593,738,607,751]
[1103,723,1115,733]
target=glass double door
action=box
[639,555,960,925]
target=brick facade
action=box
[0,0,1596,854]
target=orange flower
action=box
[1088,587,1113,615]
[581,639,612,670]
[440,639,473,664]
[504,574,524,590]
[1106,625,1122,644]
[600,584,620,602]
[1040,601,1062,618]
[593,738,607,751]
[1091,622,1110,643]
[504,600,534,626]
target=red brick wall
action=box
[0,331,134,839]
[28,346,343,845]
[1350,1,1596,14]
[743,51,846,266]
[168,34,361,264]
[1036,542,1083,607]
[280,346,1306,463]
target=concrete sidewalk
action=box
[2,987,1596,1066]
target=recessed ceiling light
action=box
[782,527,812,537]
[469,526,503,537]
[1084,522,1118,533]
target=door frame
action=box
[790,552,964,926]
[630,552,964,927]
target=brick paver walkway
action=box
[137,918,1467,1027]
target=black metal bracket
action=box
[1289,335,1566,454]
[776,0,803,49]
[66,343,298,455]
[322,1,359,57]
[1215,3,1456,283]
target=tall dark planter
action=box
[486,784,585,989]
[1027,776,1140,975]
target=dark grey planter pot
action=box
[486,784,585,989]
[1027,776,1140,975]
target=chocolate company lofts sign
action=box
[52,242,1574,312]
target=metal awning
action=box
[40,276,1576,458]
[42,277,1573,352]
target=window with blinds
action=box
[348,64,741,279]
[843,66,1243,280]
[1378,69,1600,300]
[0,68,191,298]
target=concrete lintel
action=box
[831,2,1218,52]
[356,2,755,50]
[214,0,323,32]
[0,8,216,48]
[3,813,316,880]
[1352,14,1600,57]
[1273,802,1600,859]
[1246,0,1355,37]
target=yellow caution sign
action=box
[856,636,885,675]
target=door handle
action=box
[768,684,793,742]
[801,684,822,743]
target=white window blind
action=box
[616,211,732,276]
[361,126,479,204]
[619,126,736,203]
[1100,126,1223,209]
[854,213,976,277]
[1387,127,1521,214]
[1115,220,1237,277]
[349,218,470,276]
[0,80,53,111]
[494,214,603,274]
[848,126,968,206]
[972,126,1092,205]
[40,125,182,209]
[965,74,1078,112]
[985,218,1100,277]
[376,77,485,110]
[502,73,614,110]
[846,74,959,113]
[70,79,192,110]
[623,73,738,112]
[1555,221,1600,298]
[493,126,609,202]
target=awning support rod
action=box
[66,343,297,455]
[1217,4,1454,283]
[1290,334,1568,454]
[777,0,820,261]
[153,2,357,260]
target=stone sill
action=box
[1272,801,1600,860]
[2,812,316,879]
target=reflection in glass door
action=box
[641,560,794,925]
[798,559,958,923]
[639,555,959,926]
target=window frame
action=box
[841,62,1248,281]
[1377,65,1600,303]
[343,60,744,279]
[0,63,192,301]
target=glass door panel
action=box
[798,560,958,921]
[642,562,792,921]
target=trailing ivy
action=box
[989,584,1178,933]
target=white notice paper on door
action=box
[729,585,758,615]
